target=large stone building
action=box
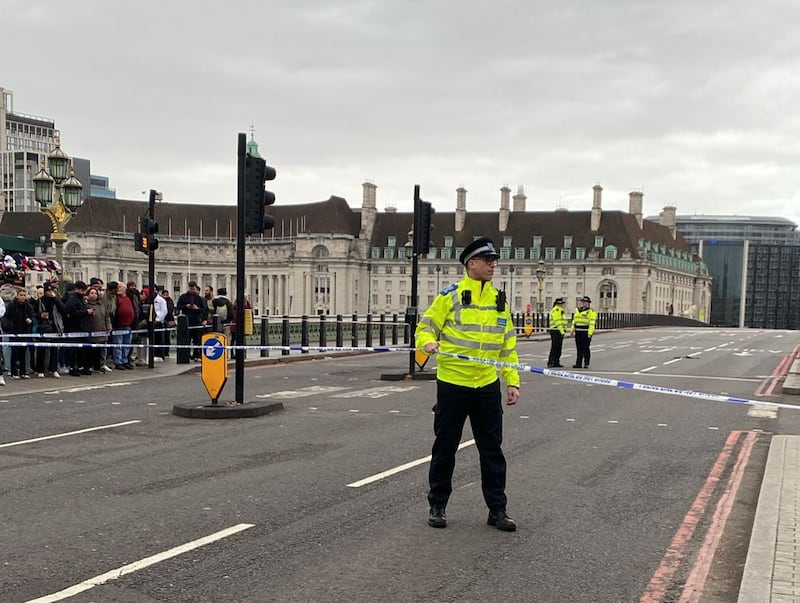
[0,181,711,321]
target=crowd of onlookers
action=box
[0,278,235,386]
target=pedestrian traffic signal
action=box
[135,215,159,254]
[244,154,277,235]
[414,199,434,255]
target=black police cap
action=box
[460,237,500,266]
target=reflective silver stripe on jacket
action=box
[440,332,504,351]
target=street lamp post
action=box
[366,261,372,315]
[33,138,83,292]
[435,264,441,290]
[509,264,515,313]
[535,259,545,313]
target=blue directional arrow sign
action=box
[201,333,228,403]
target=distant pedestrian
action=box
[112,282,137,370]
[177,281,206,361]
[63,281,91,376]
[6,288,34,379]
[33,282,65,378]
[571,296,597,369]
[547,298,567,368]
[86,287,112,373]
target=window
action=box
[575,247,586,260]
[530,247,540,260]
[605,245,617,260]
[441,248,451,260]
[545,247,556,260]
[385,266,393,274]
[383,247,394,259]
[444,236,453,247]
[561,267,570,276]
[500,247,511,260]
[387,236,396,247]
[385,294,392,306]
[428,247,437,258]
[503,236,512,247]
[533,236,542,248]
[560,248,571,260]
[594,236,604,248]
[385,280,392,290]
[455,247,464,259]
[563,236,573,248]
[515,248,526,259]
[371,247,380,259]
[312,245,329,258]
[398,247,407,260]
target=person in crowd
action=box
[86,286,112,373]
[5,287,34,379]
[415,237,521,532]
[126,282,142,363]
[547,297,567,368]
[212,287,233,352]
[153,286,168,361]
[33,283,65,378]
[112,281,137,370]
[571,295,597,369]
[101,281,118,367]
[203,285,216,326]
[177,281,206,361]
[63,281,92,376]
[0,290,6,386]
[161,288,176,357]
[27,285,45,373]
[134,287,151,366]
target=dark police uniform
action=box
[571,295,597,368]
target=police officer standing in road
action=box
[571,295,597,369]
[416,237,521,532]
[547,297,567,368]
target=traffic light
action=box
[135,216,159,254]
[244,154,277,235]
[414,199,434,255]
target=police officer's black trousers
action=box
[547,330,563,366]
[428,379,507,513]
[575,330,591,367]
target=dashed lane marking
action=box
[0,420,142,449]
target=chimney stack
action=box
[660,205,677,239]
[359,181,377,240]
[628,190,644,229]
[591,184,602,232]
[499,186,511,231]
[512,185,526,212]
[455,186,467,232]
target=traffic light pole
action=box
[409,185,421,376]
[147,189,157,369]
[234,133,247,404]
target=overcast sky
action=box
[5,0,800,226]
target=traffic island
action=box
[172,400,284,419]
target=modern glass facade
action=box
[744,245,800,330]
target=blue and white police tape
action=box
[432,349,800,412]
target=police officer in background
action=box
[571,295,597,369]
[547,297,567,368]
[416,237,521,532]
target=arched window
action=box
[312,245,329,258]
[598,280,618,312]
[65,242,81,254]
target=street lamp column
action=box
[509,264,515,313]
[535,259,545,313]
[435,264,441,290]
[33,138,83,292]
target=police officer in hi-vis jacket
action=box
[571,295,597,369]
[547,297,567,368]
[416,237,521,532]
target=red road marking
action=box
[678,431,757,602]
[639,430,743,602]
[755,345,798,397]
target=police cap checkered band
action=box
[460,237,500,265]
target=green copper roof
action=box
[246,137,262,158]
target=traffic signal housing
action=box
[414,199,434,255]
[135,216,159,254]
[244,154,277,235]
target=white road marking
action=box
[747,405,778,419]
[663,358,682,365]
[708,426,720,430]
[566,418,576,422]
[0,420,142,449]
[23,523,254,602]
[608,420,619,424]
[42,382,133,395]
[256,385,349,399]
[704,347,718,352]
[332,385,418,399]
[638,366,658,373]
[686,351,702,357]
[347,439,475,488]
[657,423,668,427]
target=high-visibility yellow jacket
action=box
[549,305,567,335]
[415,274,520,388]
[571,307,597,337]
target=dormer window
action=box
[387,236,396,247]
[563,236,573,248]
[594,235,604,248]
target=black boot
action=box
[428,506,447,528]
[487,510,517,532]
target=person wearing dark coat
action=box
[176,281,207,361]
[62,281,92,376]
[33,283,66,377]
[5,288,35,378]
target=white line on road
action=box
[23,523,255,602]
[663,358,682,365]
[638,366,658,373]
[347,439,476,488]
[0,420,142,449]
